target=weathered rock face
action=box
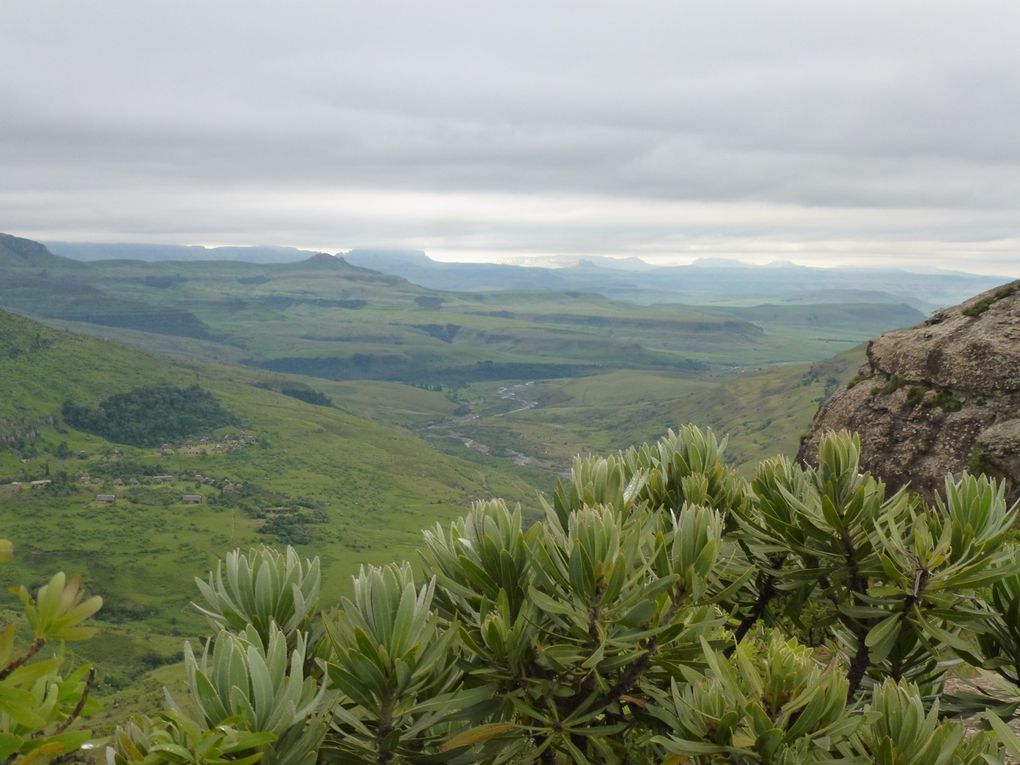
[798,281,1020,505]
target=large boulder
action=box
[797,281,1020,504]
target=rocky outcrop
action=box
[797,281,1020,504]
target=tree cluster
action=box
[62,384,237,447]
[279,387,333,409]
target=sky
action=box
[2,1,1019,276]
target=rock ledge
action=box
[798,281,1020,504]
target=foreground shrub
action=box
[0,542,102,763]
[193,545,321,647]
[321,562,493,763]
[652,633,861,763]
[856,680,1002,764]
[106,427,1020,763]
[105,713,275,765]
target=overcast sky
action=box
[2,1,1019,275]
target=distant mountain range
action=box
[44,239,1011,312]
[341,250,1009,313]
[46,241,319,264]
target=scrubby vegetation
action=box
[905,384,964,412]
[906,384,927,406]
[871,373,905,395]
[0,537,103,762]
[927,389,965,412]
[963,285,1017,318]
[254,382,334,408]
[61,384,237,447]
[279,386,333,408]
[845,367,872,389]
[78,426,1020,763]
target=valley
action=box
[0,231,1004,727]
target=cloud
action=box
[1,0,1018,275]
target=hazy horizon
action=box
[30,235,1015,279]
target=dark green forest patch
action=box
[254,381,334,407]
[62,384,237,447]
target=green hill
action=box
[690,302,925,337]
[68,256,768,379]
[0,234,213,337]
[0,233,887,388]
[0,308,539,717]
[0,231,86,271]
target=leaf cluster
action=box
[0,544,103,764]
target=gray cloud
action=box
[1,0,1019,274]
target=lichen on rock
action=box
[798,279,1020,504]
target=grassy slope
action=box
[80,259,764,369]
[0,240,899,382]
[0,309,539,714]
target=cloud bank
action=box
[2,1,1019,274]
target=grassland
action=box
[0,237,904,486]
[0,308,545,720]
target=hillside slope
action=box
[0,233,214,337]
[432,347,865,477]
[0,308,538,709]
[47,241,317,263]
[0,308,538,590]
[0,231,87,270]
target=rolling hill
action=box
[46,241,318,263]
[0,230,923,493]
[0,307,540,717]
[431,348,865,477]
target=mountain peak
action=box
[687,257,751,269]
[301,252,344,265]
